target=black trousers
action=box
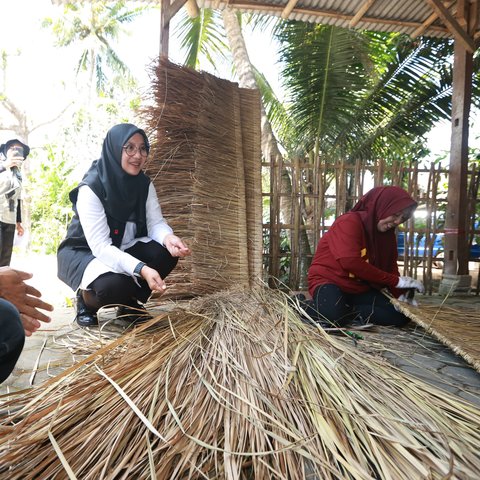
[0,298,24,383]
[0,221,15,267]
[86,240,178,308]
[302,284,410,327]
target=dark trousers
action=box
[0,298,24,383]
[302,284,410,327]
[0,221,15,267]
[85,240,178,309]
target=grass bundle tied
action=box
[1,288,480,479]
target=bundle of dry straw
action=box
[140,58,263,299]
[1,288,479,479]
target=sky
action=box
[0,0,478,161]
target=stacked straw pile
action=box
[390,298,480,372]
[140,58,263,298]
[1,288,480,479]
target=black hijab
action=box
[79,123,151,223]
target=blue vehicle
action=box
[397,232,480,260]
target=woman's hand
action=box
[164,234,191,258]
[140,265,167,294]
[396,276,424,293]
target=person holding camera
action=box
[0,139,29,266]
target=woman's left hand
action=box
[140,265,167,294]
[164,234,191,258]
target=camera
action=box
[10,146,25,160]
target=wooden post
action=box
[160,0,170,57]
[440,0,474,294]
[160,0,189,58]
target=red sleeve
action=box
[328,214,399,289]
[338,256,399,288]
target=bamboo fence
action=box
[263,157,480,293]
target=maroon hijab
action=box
[350,186,417,271]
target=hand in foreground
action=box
[140,265,167,294]
[164,234,191,258]
[0,267,54,336]
[3,157,23,169]
[398,293,418,307]
[396,276,425,293]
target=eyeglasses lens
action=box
[124,145,148,157]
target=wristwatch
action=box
[133,261,146,277]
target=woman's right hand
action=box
[140,265,167,294]
[396,276,425,293]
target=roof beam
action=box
[412,1,456,38]
[281,0,299,19]
[350,0,377,28]
[228,1,450,35]
[424,0,475,52]
[185,0,200,17]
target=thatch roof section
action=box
[1,289,480,478]
[141,59,263,298]
[390,300,480,372]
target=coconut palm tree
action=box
[43,0,147,95]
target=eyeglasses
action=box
[122,144,148,158]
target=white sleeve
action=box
[146,183,173,245]
[77,185,139,274]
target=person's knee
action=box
[0,299,25,383]
[150,245,178,278]
[313,284,352,326]
[93,275,137,306]
[361,306,410,326]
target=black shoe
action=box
[75,290,98,327]
[116,302,153,324]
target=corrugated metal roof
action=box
[50,0,479,41]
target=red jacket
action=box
[308,213,399,296]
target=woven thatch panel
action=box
[239,87,263,282]
[390,300,480,372]
[141,59,262,298]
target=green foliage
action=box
[271,23,456,166]
[29,144,76,254]
[43,0,148,94]
[175,8,231,73]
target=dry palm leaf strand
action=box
[0,289,479,479]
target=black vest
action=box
[57,187,148,291]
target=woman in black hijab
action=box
[57,123,190,327]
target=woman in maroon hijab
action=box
[305,186,424,327]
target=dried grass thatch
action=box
[389,297,480,373]
[1,288,480,479]
[140,58,263,298]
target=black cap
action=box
[0,139,30,158]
